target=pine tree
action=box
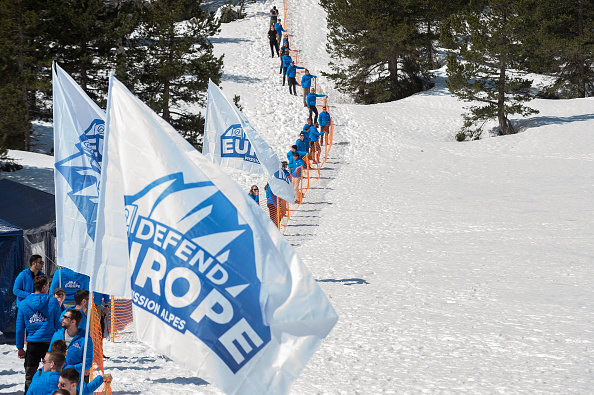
[320,0,436,104]
[524,0,594,98]
[444,0,538,140]
[121,0,223,149]
[44,0,139,107]
[0,0,46,150]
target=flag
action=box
[53,62,106,276]
[203,81,294,202]
[93,74,337,394]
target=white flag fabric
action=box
[53,62,106,276]
[203,81,294,202]
[94,75,337,394]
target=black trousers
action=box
[282,67,288,85]
[24,341,50,393]
[288,77,297,94]
[308,105,319,124]
[269,41,279,57]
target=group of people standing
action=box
[249,8,333,227]
[13,255,112,394]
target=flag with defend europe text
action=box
[202,81,294,203]
[53,62,106,276]
[93,75,337,394]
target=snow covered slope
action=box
[1,0,593,394]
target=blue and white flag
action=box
[53,62,106,276]
[94,75,337,394]
[203,81,294,202]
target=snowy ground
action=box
[2,0,594,393]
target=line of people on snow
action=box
[247,6,334,226]
[13,255,112,395]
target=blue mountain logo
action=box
[220,124,259,164]
[55,119,105,240]
[125,172,270,373]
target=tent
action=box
[0,179,56,339]
[0,218,23,336]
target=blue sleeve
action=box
[49,330,61,351]
[312,74,317,78]
[73,336,93,374]
[296,66,304,70]
[16,309,25,349]
[49,271,59,296]
[83,375,104,395]
[51,299,61,332]
[13,272,29,300]
[317,94,326,98]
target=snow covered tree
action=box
[444,0,538,140]
[121,0,223,149]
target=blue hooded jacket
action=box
[27,370,60,395]
[265,184,277,207]
[309,125,324,142]
[274,22,285,35]
[307,92,326,106]
[50,328,93,374]
[318,110,331,127]
[282,54,293,67]
[286,64,304,78]
[13,268,45,307]
[287,149,306,162]
[16,293,61,349]
[50,267,89,305]
[295,137,308,153]
[301,73,317,88]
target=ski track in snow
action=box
[2,0,594,394]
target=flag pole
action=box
[80,281,94,391]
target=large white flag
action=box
[203,81,294,202]
[53,62,106,275]
[93,75,337,394]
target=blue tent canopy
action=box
[0,218,24,336]
[0,179,56,339]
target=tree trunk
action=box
[577,0,585,98]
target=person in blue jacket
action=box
[317,105,331,145]
[14,254,45,308]
[289,152,306,203]
[60,289,99,334]
[16,275,62,393]
[295,132,308,153]
[300,69,317,107]
[274,20,285,44]
[264,184,279,227]
[287,145,306,163]
[50,267,89,308]
[308,122,324,164]
[281,52,292,85]
[58,368,111,395]
[307,88,326,126]
[286,61,304,95]
[50,309,93,378]
[26,350,65,395]
[248,185,260,204]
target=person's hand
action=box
[84,369,91,376]
[103,374,112,383]
[18,349,26,359]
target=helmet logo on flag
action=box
[220,124,259,164]
[55,119,105,240]
[125,172,271,373]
